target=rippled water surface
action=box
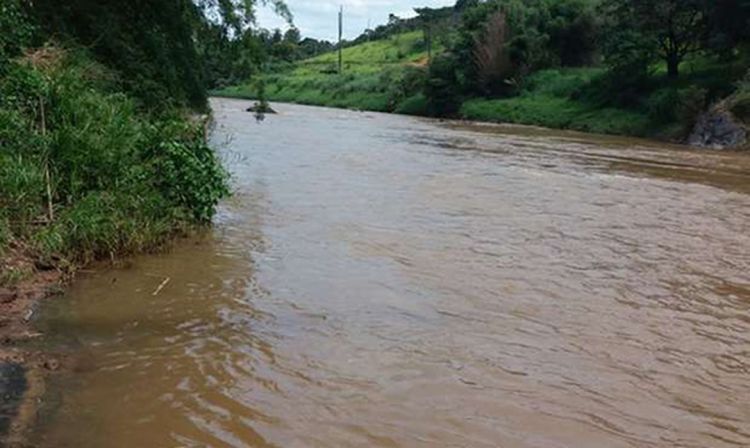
[34,99,750,447]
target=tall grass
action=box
[0,47,228,273]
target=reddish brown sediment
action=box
[0,243,68,446]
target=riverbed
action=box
[31,99,750,447]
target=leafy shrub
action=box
[425,53,462,116]
[1,47,228,263]
[395,94,428,115]
[730,73,750,123]
[144,122,229,223]
[0,0,34,66]
[647,86,707,127]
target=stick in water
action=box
[152,277,171,296]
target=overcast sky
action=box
[257,0,456,42]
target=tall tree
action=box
[196,0,292,36]
[706,0,750,56]
[601,0,706,79]
[26,0,291,109]
[0,0,34,66]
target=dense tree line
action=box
[1,0,296,110]
[420,0,750,116]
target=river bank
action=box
[215,22,750,150]
[0,231,228,447]
[0,243,64,446]
[0,234,201,445]
[214,87,750,150]
[0,47,229,445]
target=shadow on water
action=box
[0,363,26,437]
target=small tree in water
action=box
[251,78,272,122]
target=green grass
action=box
[215,31,433,114]
[460,68,653,136]
[461,96,652,135]
[0,47,229,268]
[292,31,433,75]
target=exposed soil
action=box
[0,243,70,446]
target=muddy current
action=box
[31,99,750,447]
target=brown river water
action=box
[31,99,750,447]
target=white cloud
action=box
[257,0,455,42]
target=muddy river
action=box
[32,99,750,447]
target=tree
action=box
[27,0,292,109]
[601,0,706,79]
[472,11,512,94]
[547,0,598,67]
[195,0,292,36]
[29,0,209,109]
[283,27,301,45]
[425,53,461,116]
[706,0,750,56]
[0,0,34,67]
[454,0,479,13]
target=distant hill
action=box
[216,31,437,114]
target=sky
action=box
[257,0,456,42]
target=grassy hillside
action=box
[216,31,434,113]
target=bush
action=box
[0,0,34,66]
[425,53,462,116]
[0,47,228,263]
[647,86,707,127]
[730,73,750,123]
[144,122,229,223]
[395,94,428,115]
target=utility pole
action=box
[426,25,432,62]
[338,5,343,74]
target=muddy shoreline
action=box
[0,243,67,446]
[0,233,200,445]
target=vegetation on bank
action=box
[216,31,434,112]
[0,47,229,287]
[219,0,750,142]
[0,0,295,287]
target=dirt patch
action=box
[0,243,69,446]
[408,56,430,68]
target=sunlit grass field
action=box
[216,31,434,113]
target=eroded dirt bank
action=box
[0,243,67,446]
